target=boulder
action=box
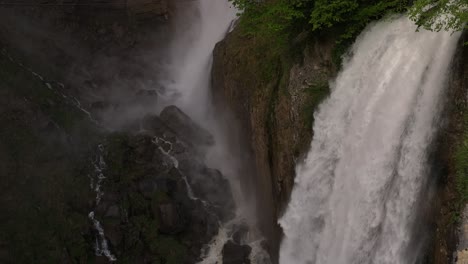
[160,105,215,146]
[222,240,252,264]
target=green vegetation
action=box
[455,109,468,209]
[230,0,409,48]
[230,0,467,62]
[409,0,467,32]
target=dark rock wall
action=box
[429,33,468,264]
[0,1,243,263]
[0,0,171,130]
[212,28,337,259]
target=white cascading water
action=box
[164,0,236,121]
[279,16,461,264]
[162,0,270,263]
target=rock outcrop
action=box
[0,46,241,261]
[430,32,468,264]
[92,105,237,263]
[0,2,246,260]
[212,19,468,264]
[212,27,337,257]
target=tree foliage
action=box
[409,0,467,32]
[229,0,467,66]
[230,0,466,39]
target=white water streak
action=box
[151,136,201,200]
[87,144,117,262]
[279,16,461,264]
[198,225,230,264]
[88,212,117,262]
[0,49,97,124]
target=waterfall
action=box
[279,16,461,264]
[161,0,270,263]
[163,0,236,121]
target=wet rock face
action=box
[160,105,215,146]
[430,33,468,264]
[212,26,337,260]
[0,4,244,263]
[91,105,238,263]
[223,240,252,264]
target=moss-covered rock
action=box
[212,23,337,256]
[429,32,468,264]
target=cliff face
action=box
[0,44,240,263]
[212,28,337,255]
[212,21,468,264]
[0,2,250,263]
[431,33,468,264]
[0,0,176,131]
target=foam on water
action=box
[279,16,461,264]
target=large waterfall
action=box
[279,16,461,264]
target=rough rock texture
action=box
[94,107,237,263]
[0,46,101,263]
[455,206,468,263]
[160,105,215,146]
[0,0,172,130]
[222,240,252,264]
[0,2,244,262]
[212,28,337,257]
[212,23,468,264]
[0,46,239,262]
[431,32,468,264]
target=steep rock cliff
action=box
[0,43,241,262]
[0,2,247,263]
[431,33,468,264]
[212,22,468,264]
[212,28,337,256]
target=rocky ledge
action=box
[0,42,252,262]
[92,104,238,263]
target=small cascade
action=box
[87,144,117,262]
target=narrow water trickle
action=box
[279,16,461,264]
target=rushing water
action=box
[161,0,271,263]
[279,16,461,264]
[164,0,236,121]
